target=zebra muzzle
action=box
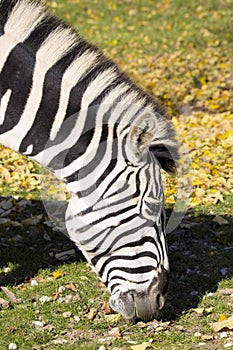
[109,267,169,322]
[109,288,167,322]
[133,292,166,322]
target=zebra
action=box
[0,0,178,322]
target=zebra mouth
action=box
[109,267,169,321]
[133,292,166,322]
[109,289,166,322]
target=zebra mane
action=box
[0,0,178,172]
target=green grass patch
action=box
[0,195,232,349]
[0,0,232,349]
[46,0,232,58]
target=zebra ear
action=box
[149,143,178,173]
[128,113,157,161]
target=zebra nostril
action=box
[130,292,135,301]
[156,293,165,310]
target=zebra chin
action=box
[109,266,169,322]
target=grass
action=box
[0,194,232,349]
[0,0,232,349]
[192,193,233,216]
[46,0,232,58]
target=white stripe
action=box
[61,83,130,180]
[86,169,139,213]
[111,91,146,127]
[50,50,99,140]
[151,117,177,147]
[0,89,12,125]
[34,68,117,167]
[81,68,116,108]
[106,268,155,285]
[65,92,146,190]
[24,144,33,155]
[100,256,157,283]
[67,214,146,251]
[0,1,45,72]
[0,28,77,151]
[68,125,115,202]
[4,1,45,40]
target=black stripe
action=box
[109,283,121,293]
[83,216,140,253]
[0,0,17,27]
[63,58,114,123]
[77,204,138,234]
[20,48,100,156]
[153,223,163,263]
[64,124,118,199]
[76,166,128,217]
[158,211,167,261]
[49,128,95,170]
[139,166,150,214]
[0,44,35,134]
[23,14,61,52]
[93,189,138,214]
[90,229,155,263]
[105,265,155,284]
[76,158,143,221]
[98,251,158,278]
[79,226,112,247]
[0,24,4,36]
[57,71,126,172]
[86,70,132,115]
[84,214,141,254]
[109,278,151,292]
[97,165,129,200]
[101,168,135,200]
[19,63,63,154]
[70,138,114,193]
[89,166,143,214]
[64,122,109,183]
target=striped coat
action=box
[0,0,178,321]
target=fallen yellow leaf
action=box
[130,342,151,350]
[218,314,228,322]
[201,334,214,341]
[192,307,205,314]
[212,315,233,332]
[192,307,213,316]
[1,287,21,304]
[51,292,60,301]
[105,314,121,323]
[108,326,121,338]
[218,130,233,140]
[53,270,64,280]
[88,308,98,321]
[102,301,111,315]
[65,282,78,292]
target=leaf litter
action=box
[0,41,232,209]
[0,1,232,349]
[211,316,233,333]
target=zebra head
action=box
[65,107,178,322]
[0,0,179,323]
